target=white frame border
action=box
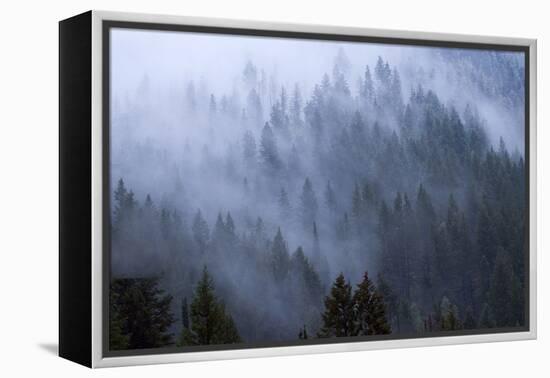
[90,10,537,368]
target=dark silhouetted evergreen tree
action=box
[324,180,337,214]
[298,324,309,340]
[488,248,522,327]
[319,273,355,337]
[180,267,241,346]
[247,89,263,126]
[242,130,257,168]
[181,297,190,330]
[300,178,318,228]
[290,246,322,299]
[113,178,137,229]
[192,209,210,254]
[260,122,280,170]
[278,187,291,219]
[290,84,303,127]
[111,277,174,349]
[271,228,290,282]
[354,272,391,335]
[109,288,129,350]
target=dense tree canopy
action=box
[109,48,526,350]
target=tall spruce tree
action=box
[113,178,137,230]
[181,297,190,330]
[259,122,280,171]
[271,228,290,282]
[324,180,337,214]
[298,324,309,340]
[290,83,303,127]
[488,248,522,327]
[110,277,174,349]
[290,246,322,299]
[300,178,319,229]
[354,272,391,335]
[377,274,398,331]
[109,288,129,350]
[180,267,241,346]
[318,273,355,337]
[242,130,257,168]
[278,187,292,219]
[192,209,210,254]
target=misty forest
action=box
[108,30,526,351]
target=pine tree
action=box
[181,297,190,330]
[475,198,499,306]
[290,246,322,298]
[361,182,375,207]
[290,83,303,127]
[318,273,355,337]
[478,302,495,329]
[488,248,522,327]
[416,184,435,221]
[377,200,391,246]
[278,187,292,219]
[463,306,476,330]
[360,65,375,104]
[336,212,351,242]
[377,274,398,331]
[144,193,154,209]
[271,228,290,282]
[305,85,324,143]
[288,143,302,176]
[212,212,226,249]
[280,87,288,118]
[390,68,404,113]
[160,208,172,240]
[333,47,351,79]
[252,217,266,249]
[242,60,258,89]
[209,94,217,114]
[375,56,392,88]
[439,296,462,331]
[270,87,290,137]
[321,73,331,93]
[113,178,136,228]
[351,182,363,219]
[312,222,321,261]
[311,222,329,286]
[247,89,263,126]
[225,212,236,242]
[242,130,257,168]
[393,191,403,217]
[324,180,337,214]
[416,184,437,309]
[350,111,367,150]
[259,122,280,170]
[180,267,241,346]
[111,277,174,349]
[192,209,210,254]
[298,324,309,340]
[300,178,318,228]
[109,288,129,350]
[354,272,391,335]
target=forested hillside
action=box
[109,39,526,350]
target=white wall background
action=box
[0,0,546,376]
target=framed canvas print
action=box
[59,10,537,368]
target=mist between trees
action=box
[108,33,526,351]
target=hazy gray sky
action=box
[110,27,525,152]
[111,27,440,96]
